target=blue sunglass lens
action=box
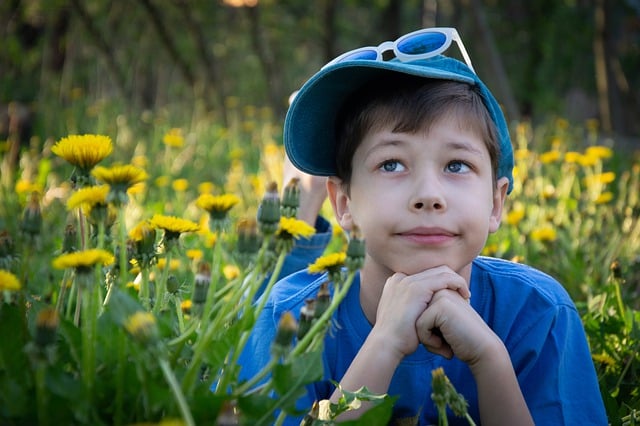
[397,32,446,55]
[340,49,378,61]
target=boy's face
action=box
[329,115,509,281]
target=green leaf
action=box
[272,350,323,412]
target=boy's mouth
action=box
[397,227,457,244]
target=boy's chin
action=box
[395,258,471,276]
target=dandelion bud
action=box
[297,298,316,340]
[300,400,320,426]
[236,218,261,256]
[314,282,331,320]
[124,311,159,347]
[192,263,211,310]
[0,230,17,269]
[610,260,622,279]
[431,367,470,418]
[281,178,300,218]
[257,182,280,235]
[345,226,365,272]
[62,224,77,253]
[34,307,59,348]
[21,192,42,236]
[166,274,181,294]
[272,311,297,355]
[0,230,14,257]
[217,400,239,426]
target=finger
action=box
[420,330,454,359]
[404,266,471,300]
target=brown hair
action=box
[334,75,500,186]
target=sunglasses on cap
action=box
[322,27,475,73]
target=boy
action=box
[239,28,607,425]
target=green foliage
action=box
[0,95,639,424]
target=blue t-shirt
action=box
[238,227,607,425]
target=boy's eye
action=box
[379,160,405,173]
[446,161,471,173]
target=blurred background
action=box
[1,0,638,159]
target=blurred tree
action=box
[0,0,637,147]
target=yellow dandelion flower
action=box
[124,311,158,345]
[129,220,155,242]
[150,214,200,235]
[163,128,185,148]
[595,192,614,204]
[186,249,203,261]
[539,150,562,164]
[52,248,115,270]
[202,231,217,248]
[196,193,241,216]
[172,178,189,192]
[481,243,498,256]
[578,154,598,167]
[564,152,584,164]
[131,154,148,169]
[308,252,347,274]
[263,142,282,157]
[66,185,110,211]
[181,299,192,314]
[542,184,556,199]
[584,172,616,186]
[223,264,240,280]
[529,225,557,242]
[156,258,181,271]
[155,175,170,188]
[229,148,245,161]
[585,145,613,160]
[198,181,216,194]
[126,281,140,292]
[15,180,43,196]
[0,269,21,291]
[585,119,599,133]
[505,202,525,226]
[514,149,530,161]
[555,118,569,130]
[127,182,146,196]
[52,134,113,171]
[277,216,316,240]
[92,164,148,186]
[592,352,615,367]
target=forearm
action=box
[330,332,402,419]
[470,340,534,426]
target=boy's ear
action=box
[327,177,354,231]
[489,177,510,233]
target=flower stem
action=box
[215,250,287,394]
[159,357,195,426]
[202,236,223,320]
[35,363,49,426]
[80,274,98,405]
[291,270,356,357]
[114,331,126,426]
[153,251,172,315]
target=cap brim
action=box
[284,58,476,176]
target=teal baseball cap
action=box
[283,55,514,193]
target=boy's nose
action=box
[410,176,446,212]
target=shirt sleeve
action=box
[253,216,332,301]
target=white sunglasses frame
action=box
[322,27,475,73]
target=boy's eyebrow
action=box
[444,140,487,157]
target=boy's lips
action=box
[397,227,458,244]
